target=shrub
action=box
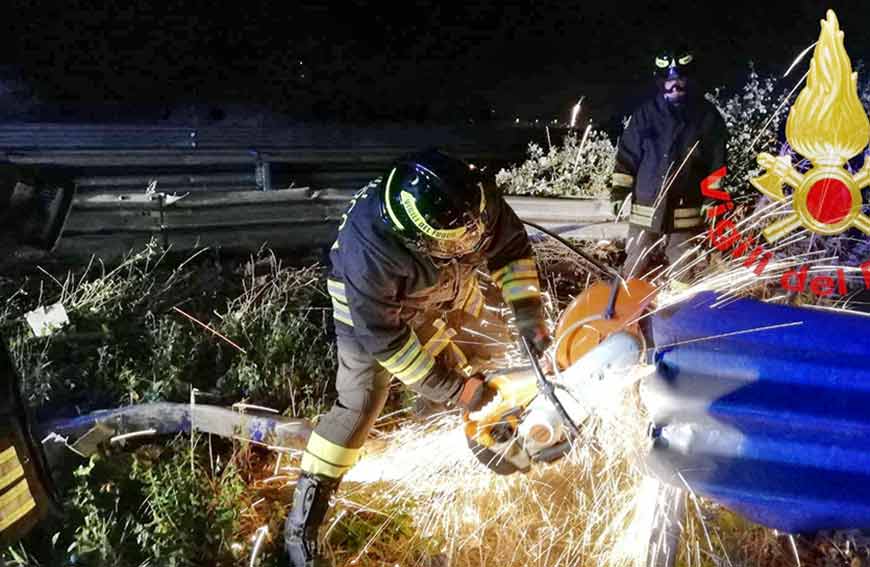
[496,127,615,198]
[55,436,247,567]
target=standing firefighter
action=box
[611,46,728,285]
[284,149,551,567]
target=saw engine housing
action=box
[464,278,656,473]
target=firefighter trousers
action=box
[299,337,391,480]
[621,225,705,283]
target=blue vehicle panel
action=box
[646,292,870,533]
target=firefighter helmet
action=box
[380,149,492,259]
[654,46,695,106]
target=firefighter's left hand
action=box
[455,375,496,413]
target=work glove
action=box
[411,396,449,421]
[510,296,552,360]
[517,319,552,360]
[453,375,496,413]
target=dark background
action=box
[1,0,868,127]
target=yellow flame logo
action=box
[751,10,870,241]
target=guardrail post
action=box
[255,157,272,192]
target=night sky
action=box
[3,0,870,126]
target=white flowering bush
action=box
[705,64,792,201]
[496,127,616,198]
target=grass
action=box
[0,242,337,416]
[59,435,248,567]
[0,242,339,566]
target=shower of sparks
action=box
[232,402,280,414]
[651,140,701,215]
[789,534,802,567]
[249,526,269,567]
[172,305,247,353]
[784,42,818,78]
[573,123,593,174]
[335,388,659,567]
[570,97,585,128]
[319,189,832,566]
[110,428,157,444]
[322,345,669,567]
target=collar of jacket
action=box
[654,92,705,121]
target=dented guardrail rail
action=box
[55,188,627,260]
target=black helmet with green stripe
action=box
[379,149,492,259]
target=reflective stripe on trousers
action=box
[300,337,391,479]
[629,204,703,229]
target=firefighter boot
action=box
[284,472,340,567]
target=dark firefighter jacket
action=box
[611,94,728,234]
[327,178,544,403]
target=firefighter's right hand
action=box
[611,200,622,218]
[454,375,495,413]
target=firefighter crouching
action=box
[284,149,551,567]
[611,46,728,286]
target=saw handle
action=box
[521,336,582,439]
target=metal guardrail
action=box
[505,196,627,240]
[56,188,628,260]
[0,122,626,259]
[0,123,551,151]
[0,123,550,174]
[0,123,556,199]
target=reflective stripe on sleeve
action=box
[327,279,347,301]
[673,207,701,219]
[492,259,537,286]
[376,332,436,385]
[631,203,655,218]
[461,277,485,318]
[631,204,701,228]
[629,213,654,227]
[611,173,635,188]
[501,279,540,302]
[330,299,353,327]
[673,217,703,229]
[327,279,353,327]
[494,258,541,303]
